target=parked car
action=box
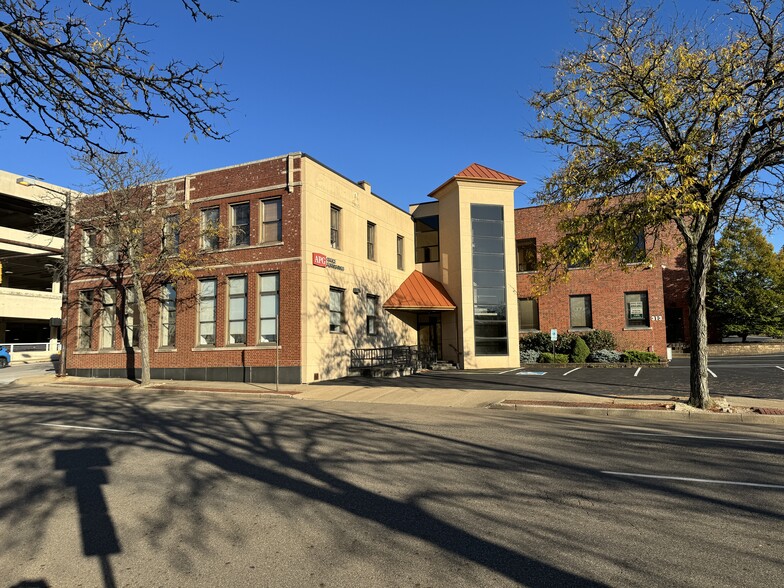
[0,346,10,368]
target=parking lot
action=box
[326,354,784,401]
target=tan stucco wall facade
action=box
[299,157,416,383]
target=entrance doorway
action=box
[417,313,442,360]
[665,307,684,343]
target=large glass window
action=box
[259,273,279,344]
[396,235,404,270]
[625,291,650,328]
[228,276,247,344]
[230,203,250,247]
[367,221,376,261]
[518,298,540,331]
[100,288,117,349]
[330,205,341,249]
[198,278,217,345]
[160,284,176,348]
[414,215,439,263]
[516,238,537,272]
[569,295,593,329]
[471,204,508,355]
[261,198,282,244]
[201,207,220,251]
[329,287,344,333]
[78,290,93,349]
[124,287,140,347]
[163,215,180,255]
[366,295,379,335]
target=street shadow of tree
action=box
[0,388,782,586]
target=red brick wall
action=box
[514,204,689,355]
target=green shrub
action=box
[570,337,590,363]
[555,332,579,355]
[519,349,541,363]
[539,352,569,363]
[587,349,623,363]
[519,332,551,353]
[582,329,617,351]
[621,350,660,363]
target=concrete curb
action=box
[488,401,784,423]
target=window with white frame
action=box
[228,276,247,344]
[163,215,180,255]
[201,207,220,251]
[100,288,117,348]
[78,290,93,349]
[198,278,217,345]
[258,273,279,344]
[366,294,379,335]
[81,229,97,264]
[396,235,404,270]
[124,287,140,347]
[367,221,376,260]
[160,283,176,347]
[261,198,282,244]
[230,203,250,247]
[329,287,344,333]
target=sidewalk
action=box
[8,372,784,423]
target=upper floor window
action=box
[201,207,220,251]
[367,221,376,260]
[261,198,282,244]
[516,238,537,272]
[228,276,247,344]
[569,294,593,330]
[230,203,250,247]
[198,278,217,345]
[625,291,650,328]
[329,287,344,333]
[366,294,379,335]
[396,235,404,270]
[330,205,341,249]
[622,231,647,263]
[414,215,439,263]
[81,229,97,265]
[163,215,180,255]
[566,238,592,269]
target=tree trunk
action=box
[131,272,152,386]
[686,240,713,409]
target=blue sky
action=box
[3,0,782,248]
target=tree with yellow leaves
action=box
[529,0,784,408]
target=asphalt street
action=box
[0,386,782,587]
[322,354,784,400]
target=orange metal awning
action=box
[384,271,456,311]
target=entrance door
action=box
[665,307,684,342]
[417,314,442,360]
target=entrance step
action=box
[429,361,457,371]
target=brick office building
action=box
[65,153,689,383]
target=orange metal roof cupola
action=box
[384,271,456,311]
[428,163,525,198]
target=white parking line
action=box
[777,366,784,372]
[707,368,717,378]
[563,367,581,376]
[35,422,143,434]
[602,471,784,489]
[634,367,641,377]
[616,430,784,444]
[498,368,520,374]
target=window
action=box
[163,215,180,255]
[201,207,220,251]
[230,203,250,247]
[228,276,247,344]
[623,231,647,263]
[414,215,439,263]
[569,295,593,329]
[259,273,279,344]
[367,221,376,260]
[103,228,119,265]
[81,229,97,264]
[366,295,379,335]
[625,291,650,328]
[261,198,282,244]
[329,287,344,333]
[518,298,540,331]
[78,291,93,349]
[100,288,117,348]
[160,284,176,348]
[516,238,537,272]
[124,287,140,347]
[330,205,341,248]
[566,238,592,269]
[396,235,404,270]
[198,278,217,345]
[471,204,508,355]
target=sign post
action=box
[550,328,558,358]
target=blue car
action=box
[0,346,10,368]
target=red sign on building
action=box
[312,252,327,267]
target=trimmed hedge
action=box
[539,352,569,363]
[581,329,617,352]
[519,332,552,353]
[570,337,590,363]
[587,349,623,363]
[520,349,541,363]
[621,350,660,363]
